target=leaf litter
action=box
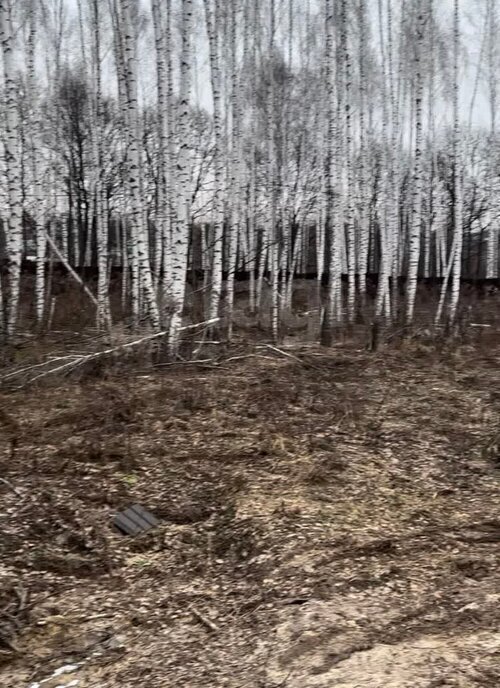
[0,340,499,687]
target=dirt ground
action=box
[0,334,499,687]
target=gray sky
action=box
[38,0,494,131]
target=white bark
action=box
[169,0,193,352]
[341,0,356,322]
[1,0,23,336]
[268,0,279,342]
[325,0,342,336]
[486,0,498,278]
[225,0,241,340]
[448,0,463,323]
[204,0,225,327]
[375,0,391,322]
[405,3,425,324]
[357,0,369,298]
[162,0,176,311]
[26,0,47,326]
[119,0,159,330]
[90,0,110,329]
[151,0,167,292]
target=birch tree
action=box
[268,0,280,342]
[25,0,47,325]
[204,0,225,328]
[448,0,463,323]
[169,0,193,352]
[405,2,426,324]
[90,0,110,328]
[225,0,242,339]
[485,0,499,278]
[1,0,23,335]
[151,0,168,291]
[357,0,370,300]
[340,0,356,322]
[118,0,159,329]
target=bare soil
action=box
[0,335,499,687]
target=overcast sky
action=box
[36,0,494,130]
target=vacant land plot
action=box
[0,338,499,687]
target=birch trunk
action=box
[247,0,260,315]
[405,4,425,324]
[90,0,110,329]
[169,0,193,352]
[341,0,356,322]
[375,0,391,322]
[324,0,342,340]
[425,0,436,281]
[162,0,176,311]
[486,0,498,278]
[204,0,225,328]
[357,0,369,301]
[448,0,463,323]
[268,0,279,342]
[1,0,23,336]
[151,0,168,293]
[26,0,47,326]
[119,0,159,330]
[226,0,241,341]
[111,0,139,323]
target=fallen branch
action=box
[258,343,303,363]
[0,355,80,381]
[257,344,322,371]
[4,319,220,387]
[44,232,98,309]
[155,358,215,368]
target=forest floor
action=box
[0,333,499,687]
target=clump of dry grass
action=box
[303,454,347,486]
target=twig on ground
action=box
[0,635,20,653]
[224,353,264,363]
[156,351,278,369]
[155,358,215,368]
[14,586,28,614]
[190,606,219,633]
[258,344,322,371]
[258,343,304,363]
[0,478,23,497]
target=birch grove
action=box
[0,0,499,348]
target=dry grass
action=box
[0,336,499,687]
